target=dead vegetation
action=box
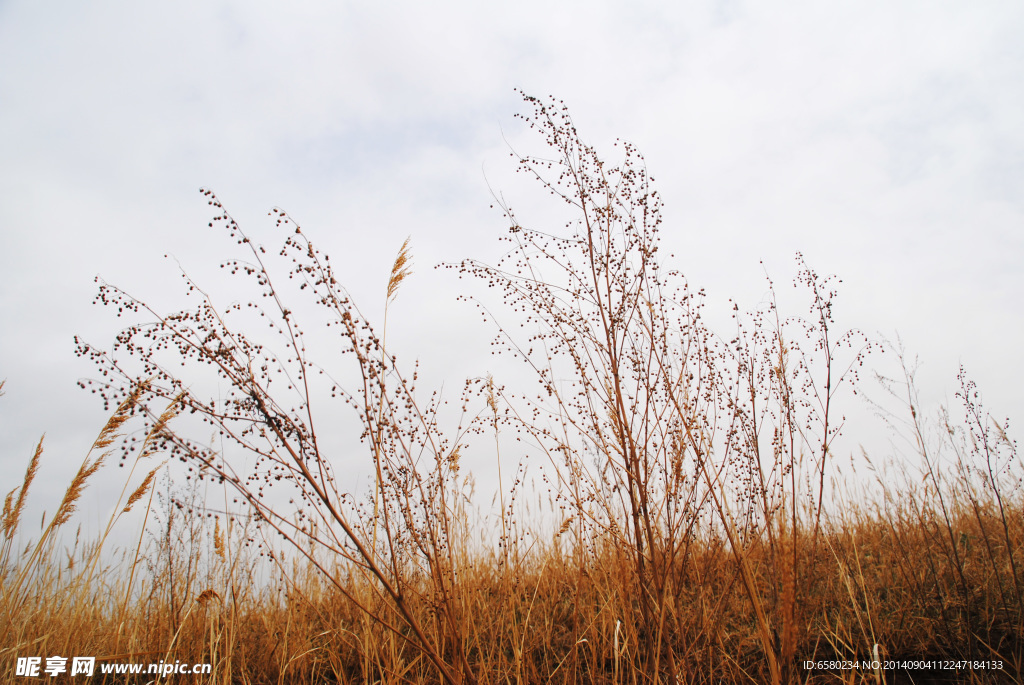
[2,93,1021,684]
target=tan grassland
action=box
[3,94,1021,684]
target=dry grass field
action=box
[3,94,1021,684]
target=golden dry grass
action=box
[6,94,1022,684]
[2,413,1022,684]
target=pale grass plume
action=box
[386,236,413,302]
[139,391,184,458]
[92,381,147,452]
[213,517,225,560]
[122,465,160,514]
[486,375,498,415]
[1,491,13,535]
[3,436,43,539]
[51,454,105,528]
[448,445,461,475]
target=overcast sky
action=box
[2,1,1022,522]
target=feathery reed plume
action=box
[139,392,183,458]
[386,236,413,302]
[3,436,43,539]
[1,491,13,535]
[213,517,225,560]
[51,455,105,528]
[448,445,461,475]
[92,381,146,452]
[122,465,160,514]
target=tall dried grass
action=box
[2,93,1021,684]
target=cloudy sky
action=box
[2,1,1022,518]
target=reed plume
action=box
[122,465,160,514]
[2,436,42,540]
[51,455,105,528]
[386,236,413,302]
